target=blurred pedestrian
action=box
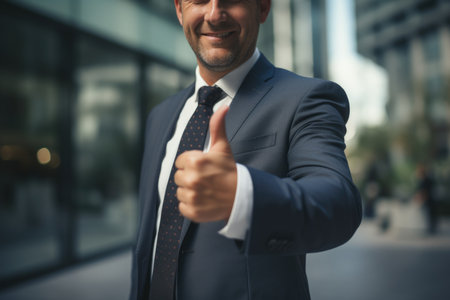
[414,164,438,234]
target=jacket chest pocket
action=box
[231,132,277,155]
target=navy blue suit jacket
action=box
[130,54,362,300]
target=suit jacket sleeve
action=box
[242,80,362,255]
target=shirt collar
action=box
[194,48,260,100]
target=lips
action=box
[202,31,234,38]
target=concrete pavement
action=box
[308,220,450,300]
[1,218,449,300]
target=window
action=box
[74,37,140,257]
[0,11,63,281]
[0,2,193,289]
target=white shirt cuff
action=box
[218,163,253,240]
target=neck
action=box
[198,67,232,86]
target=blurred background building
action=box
[271,0,329,78]
[354,0,450,215]
[0,0,329,290]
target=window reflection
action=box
[0,13,61,279]
[145,62,193,114]
[74,38,139,257]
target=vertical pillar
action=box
[293,0,314,76]
[273,0,294,71]
[410,36,426,120]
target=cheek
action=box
[234,11,259,34]
[183,6,204,29]
[240,20,258,40]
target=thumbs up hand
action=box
[174,106,237,223]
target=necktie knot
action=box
[198,86,225,107]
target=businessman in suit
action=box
[130,0,362,299]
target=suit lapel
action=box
[226,54,275,142]
[137,84,194,256]
[160,85,195,159]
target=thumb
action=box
[209,105,231,153]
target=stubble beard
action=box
[189,21,259,73]
[195,45,237,73]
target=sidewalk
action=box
[0,251,132,300]
[307,218,450,300]
[1,217,449,300]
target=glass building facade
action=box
[0,0,196,288]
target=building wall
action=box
[355,0,450,162]
[0,0,196,289]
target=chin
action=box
[198,50,236,71]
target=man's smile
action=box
[203,31,233,37]
[201,31,235,41]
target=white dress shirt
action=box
[154,50,260,260]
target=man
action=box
[415,164,437,234]
[130,0,362,299]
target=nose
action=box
[204,0,226,24]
